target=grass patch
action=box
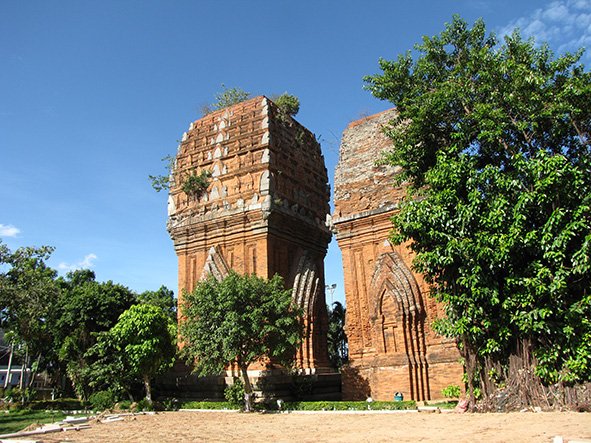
[0,410,76,435]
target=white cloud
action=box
[498,0,591,63]
[58,253,98,272]
[0,224,20,237]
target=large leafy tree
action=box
[108,304,176,402]
[365,16,591,409]
[180,272,302,411]
[0,241,59,392]
[137,285,177,322]
[54,270,137,398]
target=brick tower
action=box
[167,96,332,372]
[333,109,462,401]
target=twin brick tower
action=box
[167,97,461,400]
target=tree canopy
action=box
[54,270,138,398]
[179,271,302,411]
[109,304,176,401]
[0,242,59,397]
[365,16,591,409]
[0,241,178,403]
[137,285,177,322]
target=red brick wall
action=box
[334,109,463,400]
[168,97,331,371]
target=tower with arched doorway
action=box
[167,96,332,372]
[333,109,462,400]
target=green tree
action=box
[137,285,177,322]
[327,301,348,369]
[54,270,137,398]
[109,304,177,402]
[0,241,59,394]
[365,16,591,409]
[80,330,131,402]
[180,272,302,411]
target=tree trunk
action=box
[143,374,152,403]
[27,353,41,389]
[19,347,28,391]
[4,345,13,389]
[239,362,254,412]
[461,338,477,411]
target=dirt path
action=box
[24,410,591,442]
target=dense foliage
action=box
[180,271,302,411]
[137,285,177,322]
[365,16,591,408]
[54,270,137,398]
[109,304,176,401]
[0,241,176,403]
[0,243,59,398]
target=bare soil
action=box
[21,410,591,442]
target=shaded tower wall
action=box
[333,109,463,401]
[167,96,332,371]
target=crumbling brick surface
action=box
[168,96,332,370]
[334,109,462,401]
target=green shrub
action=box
[88,391,117,411]
[281,400,416,411]
[113,400,132,411]
[29,398,85,411]
[441,384,461,399]
[273,93,300,117]
[135,399,153,412]
[180,401,238,410]
[224,378,245,406]
[161,398,179,411]
[3,387,21,402]
[179,400,417,411]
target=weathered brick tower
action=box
[333,109,462,401]
[167,96,332,372]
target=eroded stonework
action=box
[168,96,332,371]
[333,110,462,401]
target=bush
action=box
[224,378,245,406]
[88,391,117,411]
[273,93,300,117]
[179,400,417,412]
[29,398,86,411]
[180,401,238,410]
[134,399,153,412]
[281,400,417,411]
[161,398,179,411]
[3,387,21,402]
[442,384,461,399]
[113,400,132,411]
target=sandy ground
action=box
[16,410,591,443]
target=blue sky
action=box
[2,0,590,305]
